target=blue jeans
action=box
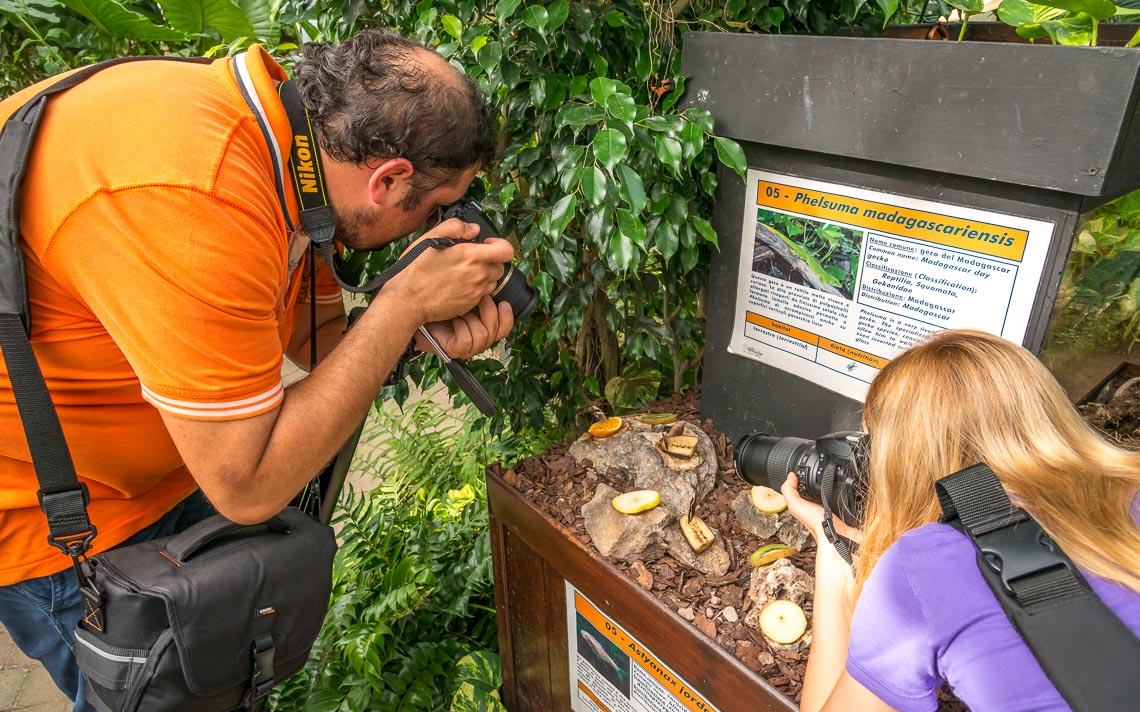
[0,490,214,712]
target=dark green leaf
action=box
[616,164,646,214]
[714,137,748,181]
[608,229,636,272]
[693,216,719,249]
[555,144,586,173]
[235,0,274,41]
[617,208,647,247]
[521,5,548,32]
[679,122,704,161]
[652,218,680,261]
[476,41,502,72]
[556,104,605,129]
[589,77,618,104]
[546,244,576,283]
[568,76,588,98]
[875,0,899,22]
[643,115,673,132]
[655,135,683,174]
[546,0,569,28]
[592,128,628,171]
[495,0,520,22]
[547,194,577,237]
[582,166,608,207]
[604,92,637,123]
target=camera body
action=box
[734,431,869,527]
[440,200,538,322]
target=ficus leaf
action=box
[556,104,604,130]
[521,4,548,32]
[582,166,608,207]
[714,137,748,181]
[494,0,520,21]
[442,13,462,38]
[617,208,647,247]
[616,164,646,214]
[589,77,618,104]
[592,128,628,171]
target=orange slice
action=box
[588,417,623,439]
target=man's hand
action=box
[417,295,514,359]
[382,218,516,327]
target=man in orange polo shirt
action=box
[0,29,515,709]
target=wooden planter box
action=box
[488,469,795,712]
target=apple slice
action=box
[611,490,661,514]
[750,485,787,514]
[679,514,715,553]
[749,544,796,567]
[758,600,808,644]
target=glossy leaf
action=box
[547,194,577,238]
[546,0,569,29]
[476,41,502,71]
[592,128,628,171]
[589,77,619,104]
[521,4,548,32]
[616,164,646,214]
[442,13,463,38]
[1032,0,1116,19]
[57,0,185,39]
[693,216,719,249]
[680,122,704,161]
[714,137,748,181]
[582,166,608,207]
[996,0,1036,25]
[617,208,647,247]
[605,92,638,123]
[156,0,254,39]
[608,229,636,272]
[556,104,605,129]
[495,0,520,21]
[655,135,683,174]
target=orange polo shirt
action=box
[0,48,341,584]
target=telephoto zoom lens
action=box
[733,434,814,493]
[441,200,539,321]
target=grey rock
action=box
[776,512,811,550]
[568,418,717,517]
[663,525,730,577]
[582,483,673,563]
[732,490,780,539]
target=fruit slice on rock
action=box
[588,417,623,439]
[749,544,796,567]
[611,490,661,514]
[750,485,788,514]
[662,435,698,458]
[640,412,677,425]
[679,514,715,553]
[758,599,808,644]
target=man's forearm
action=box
[161,290,420,522]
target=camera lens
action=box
[733,434,813,492]
[493,264,539,321]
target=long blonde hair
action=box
[856,329,1140,596]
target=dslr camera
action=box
[440,200,538,322]
[734,431,869,527]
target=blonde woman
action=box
[783,329,1140,712]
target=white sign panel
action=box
[728,170,1056,402]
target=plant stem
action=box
[957,12,972,42]
[1091,20,1098,46]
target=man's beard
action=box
[331,186,427,250]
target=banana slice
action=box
[611,490,661,514]
[758,599,808,644]
[679,514,715,553]
[662,435,698,458]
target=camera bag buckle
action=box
[974,514,1071,598]
[244,634,276,710]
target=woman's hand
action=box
[781,473,861,587]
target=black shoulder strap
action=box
[936,463,1140,712]
[0,56,210,568]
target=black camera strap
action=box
[276,80,460,295]
[819,463,854,566]
[936,463,1140,712]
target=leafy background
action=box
[3,0,1138,708]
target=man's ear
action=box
[367,158,414,208]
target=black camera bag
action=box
[71,508,336,712]
[1,57,338,711]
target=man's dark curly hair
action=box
[294,29,495,193]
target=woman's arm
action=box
[782,474,895,712]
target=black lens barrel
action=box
[441,200,538,321]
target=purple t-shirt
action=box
[847,522,1140,711]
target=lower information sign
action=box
[728,169,1056,402]
[566,582,721,712]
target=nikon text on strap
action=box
[936,463,1140,712]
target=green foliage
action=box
[0,0,295,95]
[330,0,890,435]
[870,0,1140,43]
[268,398,542,711]
[1046,190,1140,354]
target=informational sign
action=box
[566,583,720,712]
[728,170,1056,402]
